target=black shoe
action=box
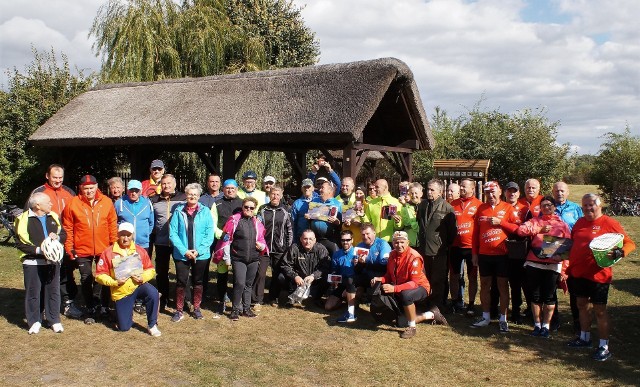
[229,310,240,321]
[510,313,523,325]
[243,309,257,318]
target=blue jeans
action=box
[114,283,159,331]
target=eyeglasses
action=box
[541,203,555,207]
[340,239,352,242]
[243,206,255,210]
[151,167,163,171]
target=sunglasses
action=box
[151,167,164,171]
[340,238,352,242]
[243,206,255,210]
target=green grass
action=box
[1,185,639,386]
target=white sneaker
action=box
[148,325,162,337]
[471,317,491,328]
[52,323,64,333]
[28,322,41,335]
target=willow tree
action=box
[90,0,271,83]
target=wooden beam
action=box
[222,147,236,180]
[235,150,252,172]
[355,149,370,175]
[351,143,414,154]
[196,151,219,174]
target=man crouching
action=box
[371,231,447,339]
[95,222,161,336]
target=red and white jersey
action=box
[451,196,482,249]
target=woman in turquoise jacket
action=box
[169,183,215,322]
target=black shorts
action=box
[567,276,610,305]
[478,254,509,278]
[331,277,356,297]
[525,266,559,305]
[450,247,475,275]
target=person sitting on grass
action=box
[95,222,161,337]
[371,231,448,339]
[325,230,358,322]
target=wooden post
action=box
[342,143,357,178]
[222,147,236,180]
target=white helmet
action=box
[41,237,64,263]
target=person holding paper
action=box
[95,222,161,336]
[325,230,358,322]
[516,196,571,338]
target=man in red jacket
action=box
[566,193,635,361]
[62,175,118,323]
[470,181,519,333]
[372,231,447,339]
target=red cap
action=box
[483,181,500,191]
[79,175,97,186]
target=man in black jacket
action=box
[417,179,457,310]
[255,186,293,306]
[279,230,331,305]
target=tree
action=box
[591,127,640,198]
[564,153,596,184]
[413,104,570,191]
[0,49,95,203]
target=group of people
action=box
[14,156,634,362]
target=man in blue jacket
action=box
[114,180,154,254]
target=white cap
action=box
[118,222,135,234]
[263,175,276,184]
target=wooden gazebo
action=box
[30,58,434,183]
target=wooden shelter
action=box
[30,57,433,182]
[433,159,490,199]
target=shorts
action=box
[397,286,428,306]
[450,247,477,276]
[525,266,559,304]
[567,276,610,305]
[478,254,509,278]
[331,277,356,297]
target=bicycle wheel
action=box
[0,220,12,244]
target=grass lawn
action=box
[1,185,638,386]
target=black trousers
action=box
[423,254,448,309]
[252,254,271,304]
[23,264,61,326]
[58,255,77,306]
[232,260,259,312]
[154,245,172,303]
[76,256,109,309]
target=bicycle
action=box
[0,204,23,244]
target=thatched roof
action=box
[30,57,433,151]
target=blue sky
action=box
[1,0,639,154]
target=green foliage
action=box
[0,48,95,203]
[591,127,640,198]
[564,153,596,184]
[91,0,318,83]
[413,104,570,191]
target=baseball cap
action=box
[150,159,165,169]
[301,178,313,187]
[263,175,276,184]
[118,222,135,234]
[127,179,142,191]
[79,175,97,186]
[392,231,409,241]
[483,181,500,191]
[242,170,257,180]
[316,177,329,185]
[223,179,238,188]
[505,182,519,191]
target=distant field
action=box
[0,184,638,386]
[567,184,601,203]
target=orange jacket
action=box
[472,201,520,256]
[29,182,75,216]
[62,189,118,258]
[380,247,430,294]
[518,195,544,220]
[451,196,483,248]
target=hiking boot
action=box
[63,302,83,319]
[193,308,204,320]
[400,327,417,339]
[230,310,240,321]
[171,311,184,323]
[148,325,162,337]
[567,337,592,348]
[499,320,509,333]
[539,327,550,338]
[471,317,490,328]
[337,312,357,323]
[430,306,448,326]
[243,309,257,318]
[592,346,611,362]
[530,326,541,337]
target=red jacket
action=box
[567,215,635,283]
[451,196,482,249]
[518,195,544,220]
[30,182,75,216]
[380,247,430,294]
[472,201,520,256]
[517,213,571,264]
[62,189,118,258]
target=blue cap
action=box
[223,179,238,188]
[127,179,142,190]
[242,170,257,180]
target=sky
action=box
[1,0,639,154]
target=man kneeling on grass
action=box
[371,231,447,339]
[95,222,161,337]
